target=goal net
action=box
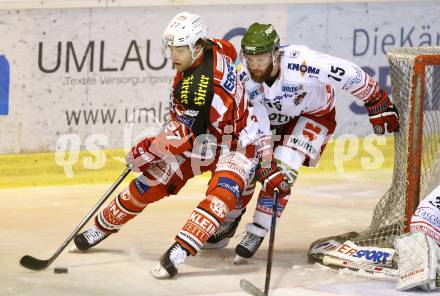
[309,47,440,259]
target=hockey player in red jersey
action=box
[205,23,399,263]
[72,13,287,279]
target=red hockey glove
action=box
[365,89,399,135]
[125,137,161,172]
[255,161,291,199]
[125,120,194,172]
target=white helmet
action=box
[163,12,207,60]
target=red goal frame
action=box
[406,54,440,232]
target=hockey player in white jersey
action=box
[205,23,399,262]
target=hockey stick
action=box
[241,190,279,296]
[322,255,398,277]
[20,165,132,270]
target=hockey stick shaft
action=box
[264,189,279,295]
[240,190,280,296]
[20,165,132,270]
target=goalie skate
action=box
[73,225,111,251]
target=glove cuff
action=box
[255,162,278,183]
[365,89,391,115]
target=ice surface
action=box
[1,170,432,295]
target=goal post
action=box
[309,47,440,259]
[393,47,440,234]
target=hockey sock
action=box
[176,196,233,255]
[96,189,147,232]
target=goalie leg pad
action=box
[395,231,439,291]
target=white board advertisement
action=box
[287,1,440,136]
[0,2,439,153]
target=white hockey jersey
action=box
[411,184,440,245]
[238,45,380,126]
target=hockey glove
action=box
[125,137,161,172]
[126,120,193,172]
[255,161,290,199]
[365,89,399,135]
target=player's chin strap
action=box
[271,48,280,67]
[269,49,281,80]
[190,46,204,65]
[395,231,440,291]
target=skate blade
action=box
[151,265,172,279]
[234,255,248,265]
[68,245,79,253]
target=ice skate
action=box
[234,223,266,264]
[151,242,189,279]
[203,209,245,250]
[203,220,238,249]
[73,225,111,251]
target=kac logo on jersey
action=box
[0,55,10,115]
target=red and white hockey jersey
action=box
[411,184,440,245]
[151,38,269,158]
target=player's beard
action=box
[249,63,274,83]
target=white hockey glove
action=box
[394,231,440,291]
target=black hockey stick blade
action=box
[19,166,132,271]
[20,255,51,270]
[240,279,266,296]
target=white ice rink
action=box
[1,170,434,295]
